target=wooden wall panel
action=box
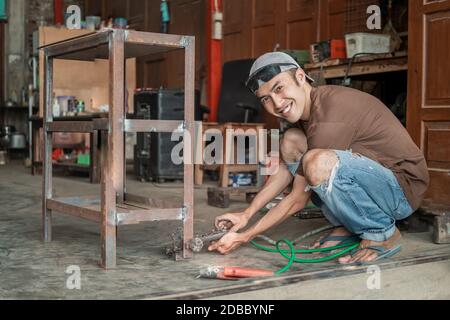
[427,130,450,162]
[223,32,248,62]
[112,0,145,30]
[109,1,127,19]
[142,58,166,89]
[253,0,276,25]
[252,25,277,55]
[127,0,146,31]
[424,121,450,170]
[146,0,161,32]
[285,0,317,49]
[287,0,314,13]
[108,0,130,18]
[84,0,105,18]
[425,11,450,105]
[328,13,345,39]
[425,171,450,205]
[326,0,346,39]
[94,0,205,90]
[224,0,246,26]
[287,19,315,50]
[223,0,251,62]
[163,0,204,88]
[286,0,316,26]
[223,0,344,61]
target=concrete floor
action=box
[0,162,449,299]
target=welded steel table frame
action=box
[30,115,102,183]
[41,29,195,269]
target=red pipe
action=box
[54,0,63,25]
[206,0,222,122]
[223,266,274,278]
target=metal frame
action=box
[41,30,195,269]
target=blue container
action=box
[0,0,6,20]
[114,17,128,29]
[229,173,253,187]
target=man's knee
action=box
[280,128,307,162]
[302,149,338,186]
[280,138,296,162]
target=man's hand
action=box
[208,232,248,255]
[214,211,250,233]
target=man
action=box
[208,52,429,264]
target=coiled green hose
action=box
[250,238,359,274]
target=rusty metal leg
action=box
[42,53,53,242]
[194,164,203,185]
[122,134,127,195]
[221,124,232,187]
[42,52,53,242]
[90,130,99,183]
[42,128,53,242]
[219,165,229,188]
[31,120,36,175]
[100,30,126,268]
[194,121,204,185]
[100,130,116,268]
[111,31,125,204]
[181,36,195,260]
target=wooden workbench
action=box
[304,52,407,79]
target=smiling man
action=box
[209,52,429,264]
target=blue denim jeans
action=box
[287,150,413,242]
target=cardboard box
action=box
[52,133,85,148]
[345,32,391,58]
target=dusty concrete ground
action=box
[0,162,449,299]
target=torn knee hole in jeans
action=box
[304,160,340,195]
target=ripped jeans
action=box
[286,150,413,242]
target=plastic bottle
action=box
[160,0,170,33]
[76,100,85,113]
[52,96,60,117]
[11,90,18,105]
[21,87,27,106]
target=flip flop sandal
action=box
[345,245,402,265]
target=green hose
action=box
[250,238,360,274]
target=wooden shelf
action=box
[42,30,188,61]
[304,52,408,79]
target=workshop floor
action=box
[0,162,449,300]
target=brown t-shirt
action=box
[295,85,429,210]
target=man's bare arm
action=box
[215,161,295,231]
[243,161,294,218]
[208,174,310,254]
[241,174,310,242]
